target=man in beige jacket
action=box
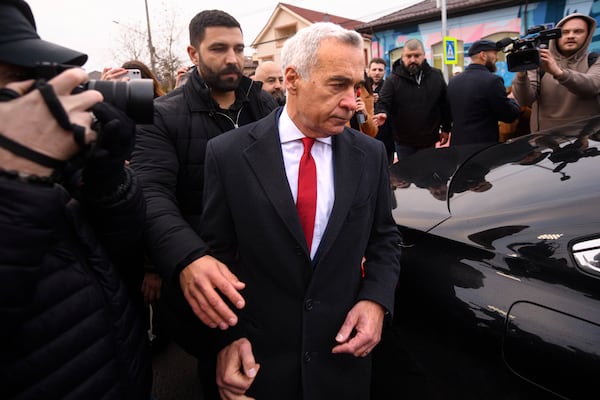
[512,13,600,132]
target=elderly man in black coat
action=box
[205,22,401,400]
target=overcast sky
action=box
[26,0,420,72]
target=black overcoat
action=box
[202,110,402,400]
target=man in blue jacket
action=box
[448,39,520,145]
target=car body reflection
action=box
[386,116,600,399]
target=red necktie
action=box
[297,137,317,251]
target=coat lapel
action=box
[315,129,365,261]
[243,119,366,258]
[243,114,308,250]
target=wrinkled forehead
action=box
[316,39,363,70]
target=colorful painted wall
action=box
[371,0,599,86]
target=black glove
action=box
[82,102,135,196]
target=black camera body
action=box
[498,25,563,72]
[84,79,154,124]
[32,62,154,124]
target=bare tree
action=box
[111,1,186,92]
[112,21,149,67]
[152,3,185,92]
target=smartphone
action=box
[123,68,141,80]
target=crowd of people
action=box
[1,0,599,399]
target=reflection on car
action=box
[383,116,600,400]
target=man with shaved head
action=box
[253,60,286,105]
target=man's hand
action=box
[179,255,246,329]
[175,65,192,88]
[141,272,162,305]
[373,112,387,127]
[0,68,102,176]
[539,49,564,78]
[216,338,259,400]
[331,300,385,357]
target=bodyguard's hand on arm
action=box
[216,338,259,400]
[179,255,246,329]
[331,299,385,357]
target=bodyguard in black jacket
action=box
[129,10,277,400]
[374,40,452,154]
[132,70,276,293]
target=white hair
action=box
[281,22,363,79]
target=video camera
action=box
[30,62,154,124]
[497,24,562,72]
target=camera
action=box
[84,79,154,124]
[497,25,562,72]
[31,62,154,124]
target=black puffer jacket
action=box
[375,59,452,148]
[131,71,277,284]
[0,168,151,400]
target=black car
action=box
[374,116,600,400]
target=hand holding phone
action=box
[101,67,141,81]
[122,69,141,80]
[356,88,366,124]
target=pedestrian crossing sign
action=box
[443,37,458,64]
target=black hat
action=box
[467,40,499,57]
[0,0,87,68]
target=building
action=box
[357,0,600,85]
[251,2,371,66]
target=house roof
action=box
[280,2,365,30]
[356,0,524,32]
[252,2,366,47]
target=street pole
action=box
[441,0,449,82]
[144,0,157,75]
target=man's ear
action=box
[187,45,199,66]
[284,66,300,95]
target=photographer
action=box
[0,1,151,399]
[512,13,600,132]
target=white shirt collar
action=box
[278,105,332,146]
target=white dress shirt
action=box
[279,105,334,259]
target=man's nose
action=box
[225,48,238,64]
[340,88,358,110]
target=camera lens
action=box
[85,79,154,124]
